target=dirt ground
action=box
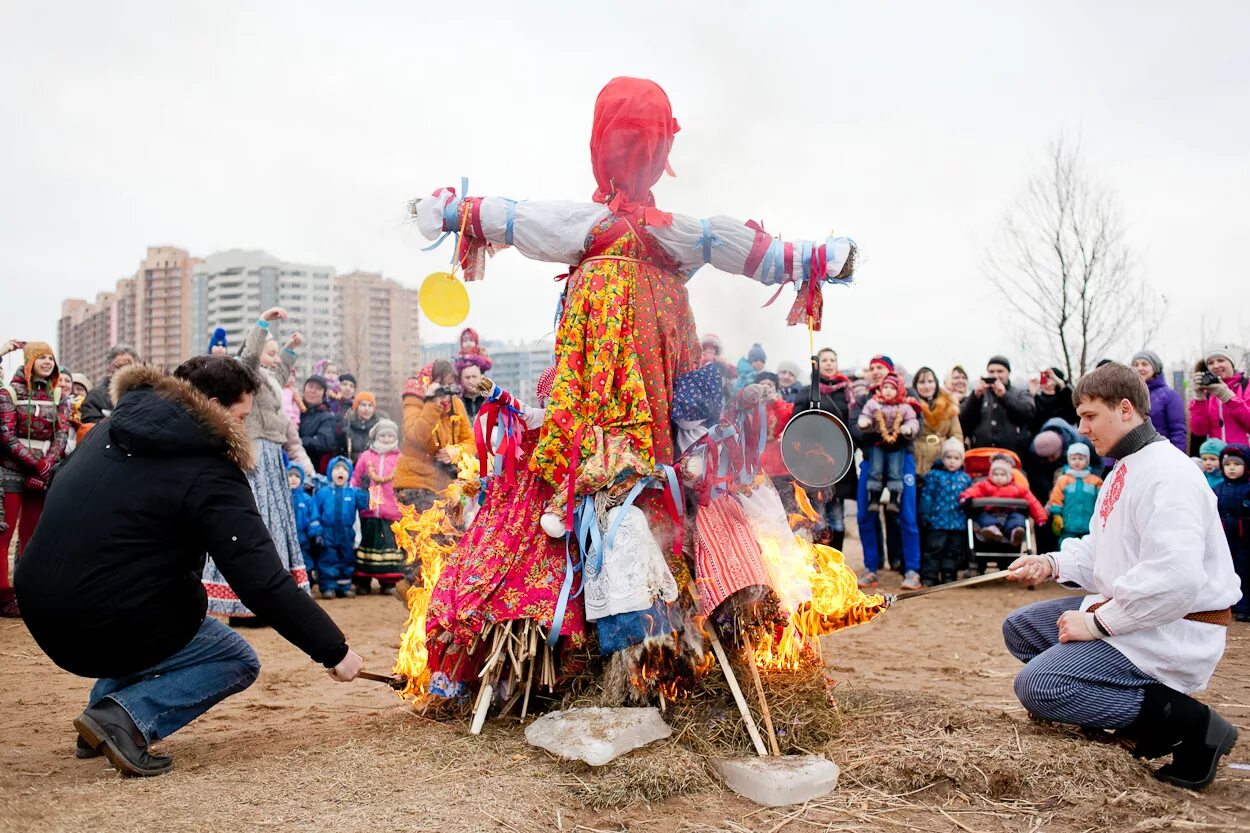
[2,532,1248,833]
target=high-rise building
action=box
[486,341,556,401]
[57,287,127,385]
[133,246,199,370]
[191,249,335,379]
[334,271,421,415]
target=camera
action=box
[433,384,462,397]
[981,376,997,385]
[1199,372,1220,387]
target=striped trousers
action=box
[1002,596,1154,729]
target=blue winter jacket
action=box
[918,467,972,531]
[287,464,322,547]
[1046,465,1101,537]
[314,456,369,547]
[1215,475,1250,556]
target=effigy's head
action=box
[590,77,681,220]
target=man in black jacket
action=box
[16,357,363,778]
[78,344,139,425]
[960,355,1036,456]
[298,374,339,472]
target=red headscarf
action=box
[590,77,680,227]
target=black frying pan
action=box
[780,354,855,488]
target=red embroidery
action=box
[1099,463,1127,528]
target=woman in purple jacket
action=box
[1132,350,1187,451]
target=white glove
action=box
[857,415,871,429]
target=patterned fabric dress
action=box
[203,438,310,616]
[427,427,587,648]
[533,216,700,503]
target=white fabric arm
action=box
[1051,534,1097,590]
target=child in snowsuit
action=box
[314,456,369,599]
[857,373,919,512]
[351,419,404,595]
[1199,438,1227,490]
[1045,442,1103,544]
[287,463,322,588]
[1215,444,1250,622]
[960,454,1047,547]
[918,438,972,585]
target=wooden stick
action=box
[521,626,538,719]
[707,627,768,757]
[469,682,493,735]
[742,634,781,756]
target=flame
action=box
[390,452,481,701]
[629,635,715,702]
[753,538,887,672]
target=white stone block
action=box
[524,707,672,766]
[712,755,841,807]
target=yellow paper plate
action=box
[418,271,470,326]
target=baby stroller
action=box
[962,447,1037,573]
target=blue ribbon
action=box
[504,199,518,246]
[577,496,603,575]
[658,464,685,518]
[604,479,649,553]
[696,218,723,264]
[548,535,581,648]
[759,238,783,286]
[799,241,812,285]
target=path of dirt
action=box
[2,537,1248,832]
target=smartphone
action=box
[1039,369,1050,386]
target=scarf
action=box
[1106,421,1165,461]
[818,374,850,397]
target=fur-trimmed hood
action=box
[109,365,254,470]
[917,389,959,430]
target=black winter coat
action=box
[299,402,339,471]
[794,376,858,500]
[16,366,348,679]
[79,377,115,425]
[1030,390,1078,433]
[345,412,379,464]
[959,383,1036,456]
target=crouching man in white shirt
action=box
[1004,363,1241,790]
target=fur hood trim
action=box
[111,365,255,471]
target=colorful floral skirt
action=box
[204,438,310,617]
[427,432,586,649]
[354,515,404,585]
[533,217,699,502]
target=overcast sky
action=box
[3,1,1247,383]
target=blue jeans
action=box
[865,446,904,494]
[858,452,920,574]
[89,617,260,743]
[976,510,1026,535]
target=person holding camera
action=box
[960,355,1035,457]
[1029,367,1077,432]
[1190,345,1249,446]
[394,359,473,511]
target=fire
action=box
[390,454,481,701]
[753,537,887,672]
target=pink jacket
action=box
[350,448,401,521]
[1189,373,1250,445]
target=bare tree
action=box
[986,137,1163,380]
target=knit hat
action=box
[868,354,895,372]
[878,373,906,402]
[70,372,91,390]
[1206,344,1238,367]
[370,418,399,441]
[354,391,376,406]
[755,371,780,388]
[304,374,327,391]
[1199,438,1227,458]
[989,456,1014,477]
[1221,444,1247,464]
[747,343,767,364]
[777,360,801,378]
[700,333,723,355]
[207,327,228,353]
[987,355,1011,373]
[22,341,59,389]
[339,373,356,386]
[536,366,557,401]
[940,437,965,460]
[328,455,352,476]
[672,362,723,423]
[1131,351,1163,377]
[1067,442,1091,462]
[1049,367,1068,382]
[1032,430,1063,459]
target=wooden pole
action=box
[742,634,781,756]
[708,628,768,757]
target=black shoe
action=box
[73,698,173,777]
[1123,684,1238,790]
[75,733,103,759]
